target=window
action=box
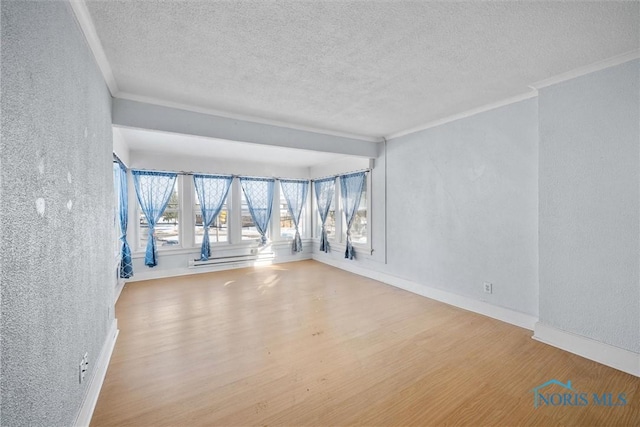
[279,188,294,239]
[315,174,369,246]
[325,190,336,240]
[314,178,336,240]
[349,179,367,245]
[279,181,308,240]
[132,172,348,252]
[241,189,261,240]
[194,187,229,244]
[139,178,180,248]
[112,162,121,256]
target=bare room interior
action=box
[1,1,639,426]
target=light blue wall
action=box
[313,98,539,317]
[384,98,539,315]
[1,1,115,425]
[538,59,640,353]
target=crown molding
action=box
[68,0,637,146]
[115,92,382,143]
[68,1,379,143]
[385,91,538,140]
[385,50,640,141]
[529,49,640,90]
[69,0,119,95]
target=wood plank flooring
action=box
[91,260,639,426]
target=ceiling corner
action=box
[69,0,120,95]
[529,49,640,90]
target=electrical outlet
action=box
[483,282,492,294]
[79,352,88,384]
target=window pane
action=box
[194,189,228,244]
[113,163,120,255]
[241,190,261,240]
[139,180,180,248]
[350,182,367,244]
[280,185,295,239]
[325,195,336,240]
[139,213,149,248]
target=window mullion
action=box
[309,182,315,239]
[271,180,280,241]
[335,177,343,243]
[366,171,372,251]
[302,181,311,239]
[129,172,139,251]
[181,175,194,248]
[230,178,242,244]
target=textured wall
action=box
[1,1,114,426]
[538,59,640,353]
[383,99,539,316]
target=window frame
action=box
[134,174,184,252]
[314,177,339,242]
[193,180,231,247]
[130,173,317,257]
[276,179,308,242]
[345,172,370,251]
[240,181,265,242]
[314,173,371,253]
[112,162,122,259]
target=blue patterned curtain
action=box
[340,172,366,260]
[114,161,133,278]
[280,179,309,253]
[240,177,274,245]
[314,177,335,253]
[193,174,232,261]
[132,170,177,267]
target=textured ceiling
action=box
[86,1,639,139]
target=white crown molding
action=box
[68,0,119,96]
[385,50,640,141]
[534,322,640,378]
[529,49,640,90]
[69,0,637,146]
[66,0,379,144]
[385,91,538,140]
[312,254,538,331]
[115,92,382,143]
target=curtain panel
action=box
[114,161,133,278]
[132,170,177,267]
[313,177,336,253]
[340,171,366,260]
[280,179,309,253]
[240,177,275,245]
[193,174,232,261]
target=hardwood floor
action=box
[91,260,639,426]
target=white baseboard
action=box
[114,278,125,303]
[127,253,312,282]
[74,319,119,427]
[312,254,537,331]
[533,322,640,377]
